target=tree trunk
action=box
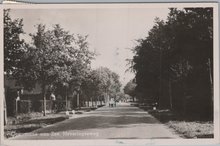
[65,87,68,111]
[98,96,100,106]
[182,81,187,116]
[208,58,213,104]
[4,89,7,125]
[42,84,46,116]
[95,99,97,106]
[158,47,162,109]
[91,97,94,107]
[83,100,86,107]
[77,92,80,109]
[168,79,173,110]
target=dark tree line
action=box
[130,8,213,119]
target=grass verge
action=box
[147,109,213,138]
[4,113,69,139]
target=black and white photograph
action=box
[1,3,219,145]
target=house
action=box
[4,75,74,115]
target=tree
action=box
[15,24,94,115]
[166,8,213,115]
[81,67,122,106]
[124,79,136,101]
[96,67,121,102]
[4,9,25,76]
[81,69,103,106]
[115,92,126,102]
[4,9,25,123]
[131,37,161,104]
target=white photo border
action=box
[0,3,219,146]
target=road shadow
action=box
[33,107,160,133]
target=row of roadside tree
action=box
[128,8,213,119]
[4,9,121,117]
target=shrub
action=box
[17,100,31,113]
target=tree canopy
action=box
[4,9,25,76]
[14,24,94,91]
[124,79,136,101]
[130,8,213,117]
[82,67,122,102]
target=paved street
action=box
[12,103,180,139]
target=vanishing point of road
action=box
[12,103,180,139]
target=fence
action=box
[17,100,71,114]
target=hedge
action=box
[17,100,71,114]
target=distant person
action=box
[109,98,114,107]
[51,93,56,113]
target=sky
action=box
[10,6,169,86]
